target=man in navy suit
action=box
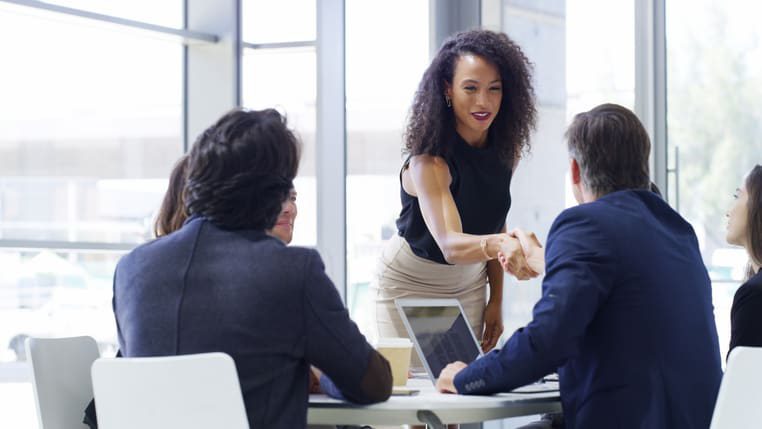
[436,104,722,428]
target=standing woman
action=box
[375,29,539,354]
[726,165,762,355]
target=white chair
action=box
[25,336,101,429]
[91,352,249,429]
[710,346,762,428]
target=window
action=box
[0,3,183,365]
[0,249,121,361]
[242,0,315,44]
[666,0,762,360]
[494,0,634,335]
[345,0,430,336]
[567,0,635,119]
[0,2,185,426]
[241,0,317,247]
[30,0,182,27]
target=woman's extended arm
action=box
[482,226,506,351]
[403,155,537,279]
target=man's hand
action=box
[497,236,538,280]
[481,300,503,352]
[436,361,468,393]
[510,228,545,275]
[309,367,322,393]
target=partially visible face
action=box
[726,183,749,247]
[446,53,502,145]
[272,189,297,244]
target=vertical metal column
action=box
[184,0,241,147]
[429,0,481,58]
[316,0,347,299]
[635,0,668,198]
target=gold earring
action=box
[445,95,452,107]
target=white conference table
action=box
[308,378,561,428]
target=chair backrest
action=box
[25,336,101,429]
[710,346,762,429]
[91,352,249,429]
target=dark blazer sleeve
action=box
[729,278,762,355]
[454,208,618,394]
[302,251,392,403]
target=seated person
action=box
[437,104,722,428]
[154,154,298,245]
[153,153,332,392]
[113,108,392,428]
[726,165,762,354]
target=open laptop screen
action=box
[398,301,481,380]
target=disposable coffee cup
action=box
[375,337,413,387]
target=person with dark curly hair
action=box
[85,130,306,429]
[152,153,299,244]
[374,29,542,362]
[111,108,392,428]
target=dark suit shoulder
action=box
[276,244,321,259]
[270,245,324,271]
[119,217,204,263]
[549,201,611,239]
[554,201,599,222]
[552,190,693,242]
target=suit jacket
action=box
[454,190,722,428]
[113,216,391,428]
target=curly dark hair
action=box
[404,29,536,166]
[184,108,300,231]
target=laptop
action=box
[396,298,560,394]
[395,298,483,384]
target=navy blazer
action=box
[113,217,390,428]
[454,190,722,428]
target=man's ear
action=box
[569,158,582,185]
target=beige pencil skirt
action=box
[371,234,488,368]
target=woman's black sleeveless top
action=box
[396,134,512,264]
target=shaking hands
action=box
[497,228,544,280]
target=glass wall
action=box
[666,0,762,360]
[32,0,183,27]
[242,0,317,247]
[494,0,635,337]
[2,0,753,424]
[242,0,315,43]
[566,0,634,119]
[345,0,430,336]
[0,2,183,364]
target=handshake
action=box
[496,228,544,280]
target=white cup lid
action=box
[374,337,413,348]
